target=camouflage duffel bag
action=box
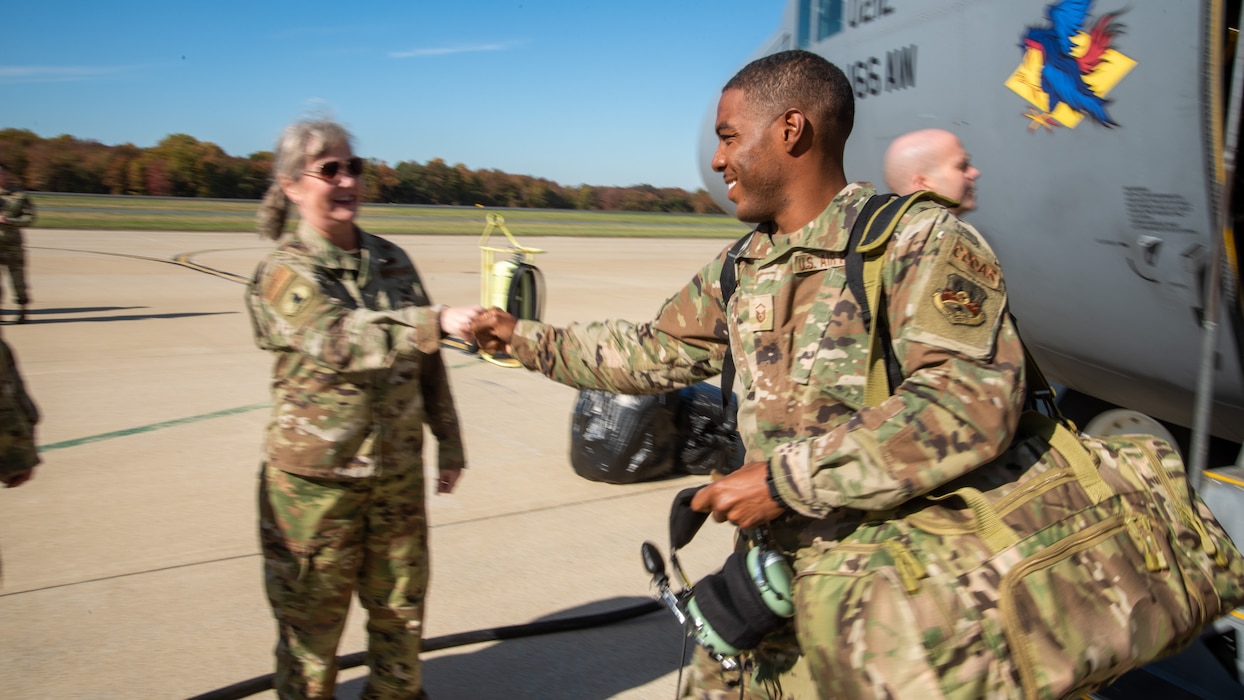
[793,411,1244,700]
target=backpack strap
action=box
[847,190,957,408]
[716,190,954,414]
[717,231,755,416]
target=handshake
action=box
[440,306,518,356]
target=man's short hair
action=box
[724,50,854,152]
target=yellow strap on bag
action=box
[1019,412,1114,505]
[927,486,1021,554]
[854,190,957,408]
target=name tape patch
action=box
[792,253,845,273]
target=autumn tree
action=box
[0,130,724,213]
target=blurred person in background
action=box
[883,128,980,215]
[0,163,36,324]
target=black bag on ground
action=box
[569,389,682,484]
[676,383,745,476]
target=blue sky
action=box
[3,1,786,191]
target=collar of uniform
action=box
[292,219,373,277]
[779,182,875,256]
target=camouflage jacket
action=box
[512,183,1025,548]
[245,221,464,479]
[0,335,40,481]
[0,187,34,247]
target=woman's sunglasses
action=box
[304,157,364,181]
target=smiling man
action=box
[473,50,1023,698]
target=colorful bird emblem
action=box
[1005,0,1136,131]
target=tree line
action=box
[0,128,724,214]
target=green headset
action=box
[641,486,795,663]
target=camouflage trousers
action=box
[0,339,38,471]
[0,237,28,307]
[679,631,819,700]
[259,463,431,700]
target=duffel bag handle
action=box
[1019,412,1114,504]
[927,487,1021,554]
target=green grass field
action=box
[31,193,749,239]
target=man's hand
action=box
[440,305,484,341]
[690,461,786,529]
[2,468,35,488]
[437,468,462,494]
[473,308,518,355]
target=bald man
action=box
[883,128,980,214]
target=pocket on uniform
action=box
[267,373,371,477]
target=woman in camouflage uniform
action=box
[246,117,478,700]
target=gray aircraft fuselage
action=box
[699,0,1244,443]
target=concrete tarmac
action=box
[0,228,742,700]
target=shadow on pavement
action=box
[1,306,237,324]
[338,597,691,700]
[2,306,145,315]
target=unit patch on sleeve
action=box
[278,279,317,320]
[908,229,1006,358]
[933,273,987,326]
[262,265,322,323]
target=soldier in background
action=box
[0,163,36,324]
[474,50,1023,698]
[883,128,980,215]
[246,116,480,700]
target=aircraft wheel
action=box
[1082,408,1178,445]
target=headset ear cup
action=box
[686,572,744,657]
[692,551,787,654]
[747,547,795,619]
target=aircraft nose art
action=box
[1005,2,1136,131]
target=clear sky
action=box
[3,1,787,192]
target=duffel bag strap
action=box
[1020,412,1114,504]
[927,486,1021,554]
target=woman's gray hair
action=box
[257,118,355,240]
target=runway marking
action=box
[39,403,272,451]
[40,358,481,452]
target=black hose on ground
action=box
[186,600,662,700]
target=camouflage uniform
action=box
[509,183,1025,698]
[0,333,40,580]
[0,186,35,311]
[246,220,465,700]
[0,334,39,482]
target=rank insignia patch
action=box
[753,299,769,325]
[748,294,774,331]
[932,274,988,326]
